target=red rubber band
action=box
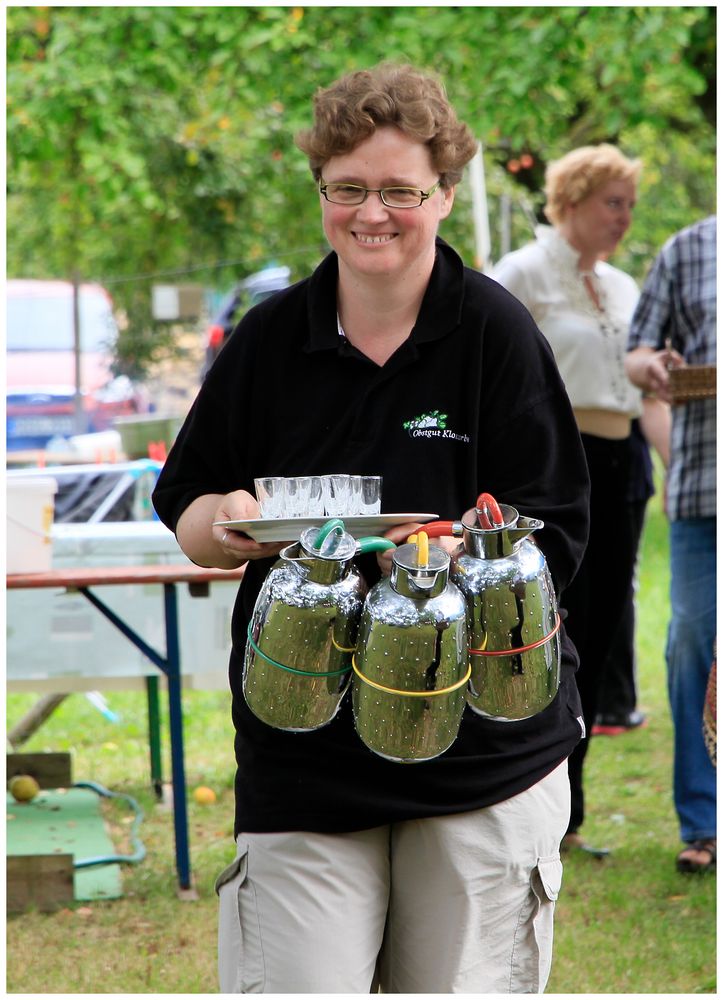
[469,613,561,656]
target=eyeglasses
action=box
[319,178,441,209]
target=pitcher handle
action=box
[311,518,346,550]
[475,493,505,529]
[356,536,397,554]
[416,520,464,539]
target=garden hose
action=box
[72,780,146,868]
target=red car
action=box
[6,279,149,450]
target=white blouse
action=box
[491,226,642,417]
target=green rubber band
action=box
[246,624,352,678]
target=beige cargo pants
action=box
[216,760,569,993]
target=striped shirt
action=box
[628,216,716,521]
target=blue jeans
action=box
[667,517,717,843]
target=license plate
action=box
[8,414,76,436]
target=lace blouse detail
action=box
[536,227,633,408]
[492,227,641,416]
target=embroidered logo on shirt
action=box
[403,410,470,443]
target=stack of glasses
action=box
[254,474,382,519]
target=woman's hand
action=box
[374,520,461,574]
[625,345,685,404]
[176,490,287,570]
[213,490,287,564]
[375,520,422,574]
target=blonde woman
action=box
[493,145,649,856]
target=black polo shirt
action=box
[153,239,590,835]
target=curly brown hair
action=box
[544,144,642,225]
[295,62,478,189]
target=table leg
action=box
[145,676,163,799]
[78,583,195,897]
[163,583,193,893]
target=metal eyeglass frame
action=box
[318,178,441,209]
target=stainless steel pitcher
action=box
[244,519,395,732]
[425,493,561,721]
[352,532,469,762]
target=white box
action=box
[6,477,58,573]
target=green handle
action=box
[356,536,397,554]
[312,518,345,550]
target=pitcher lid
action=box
[393,541,449,573]
[391,539,450,598]
[299,521,357,561]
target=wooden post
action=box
[7,694,70,749]
[72,272,84,435]
[7,855,74,913]
[7,751,73,788]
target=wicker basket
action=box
[703,652,716,768]
[668,365,716,405]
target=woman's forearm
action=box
[176,494,243,568]
[176,489,286,568]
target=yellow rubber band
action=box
[352,654,471,698]
[331,636,357,653]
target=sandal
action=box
[676,838,716,874]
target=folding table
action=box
[7,563,245,895]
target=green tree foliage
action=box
[7,6,715,376]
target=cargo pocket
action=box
[531,856,562,991]
[215,848,265,993]
[214,855,244,896]
[510,856,563,993]
[534,856,562,903]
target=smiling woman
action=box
[152,61,591,994]
[296,65,475,362]
[313,126,455,339]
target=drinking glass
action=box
[358,475,382,515]
[254,477,285,518]
[321,474,352,516]
[284,476,325,517]
[348,476,362,515]
[283,477,306,517]
[304,476,325,516]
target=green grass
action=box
[549,488,716,994]
[6,485,716,993]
